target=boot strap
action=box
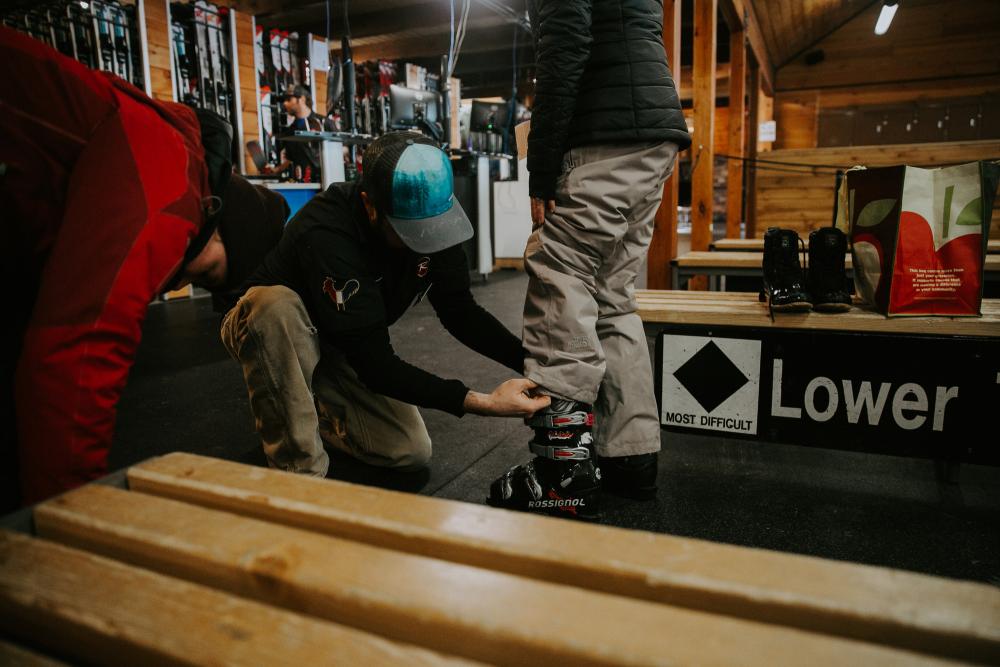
[526,411,594,428]
[529,443,591,461]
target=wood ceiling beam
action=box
[720,0,773,96]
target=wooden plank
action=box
[637,291,1000,336]
[125,453,1000,662]
[32,485,971,666]
[673,251,1000,274]
[232,11,258,175]
[143,0,174,102]
[713,237,764,251]
[0,531,471,667]
[690,0,718,290]
[726,26,747,239]
[647,0,683,290]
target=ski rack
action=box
[169,0,234,122]
[2,0,144,90]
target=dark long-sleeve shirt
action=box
[246,181,524,415]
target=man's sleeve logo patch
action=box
[416,257,430,278]
[322,277,360,311]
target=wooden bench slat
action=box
[636,292,1000,336]
[126,453,1000,664]
[674,252,1000,272]
[0,531,473,667]
[705,239,999,253]
[33,485,965,667]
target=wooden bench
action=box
[636,290,1000,464]
[710,238,1000,253]
[1,452,999,665]
[672,251,1000,290]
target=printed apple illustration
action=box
[892,210,981,314]
[852,232,883,304]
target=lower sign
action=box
[655,325,1000,464]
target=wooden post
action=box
[143,0,175,102]
[690,0,718,289]
[745,60,761,238]
[647,0,683,289]
[725,27,746,239]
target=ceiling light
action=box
[874,1,899,36]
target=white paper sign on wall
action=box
[759,120,777,142]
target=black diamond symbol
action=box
[674,341,749,413]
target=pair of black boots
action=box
[486,399,656,522]
[761,226,852,313]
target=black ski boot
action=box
[487,399,601,521]
[807,227,852,313]
[598,452,658,500]
[760,227,812,316]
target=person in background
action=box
[1,26,288,510]
[487,0,692,520]
[265,84,333,182]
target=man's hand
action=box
[530,197,556,228]
[464,379,551,417]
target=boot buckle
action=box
[528,443,591,461]
[527,411,594,428]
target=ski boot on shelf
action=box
[807,227,852,313]
[487,399,601,521]
[760,226,812,319]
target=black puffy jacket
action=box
[527,0,691,200]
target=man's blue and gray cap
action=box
[362,131,473,254]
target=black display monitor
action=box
[388,84,440,129]
[470,99,509,134]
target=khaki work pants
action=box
[523,140,679,457]
[221,285,432,475]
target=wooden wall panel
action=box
[774,91,818,149]
[144,0,174,102]
[757,88,773,152]
[314,71,328,117]
[683,106,728,155]
[777,0,1000,92]
[754,140,1000,238]
[233,12,259,175]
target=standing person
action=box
[266,84,333,182]
[488,0,691,519]
[222,131,548,477]
[1,26,289,509]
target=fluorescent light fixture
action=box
[874,1,899,36]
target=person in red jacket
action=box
[0,26,281,509]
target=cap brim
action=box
[386,196,474,254]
